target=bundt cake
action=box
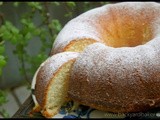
[31,52,79,118]
[32,2,160,118]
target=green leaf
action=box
[11,35,18,44]
[49,19,62,32]
[0,109,10,118]
[28,23,35,30]
[0,21,20,42]
[0,22,12,40]
[67,2,76,8]
[17,34,24,43]
[24,32,32,40]
[21,18,28,25]
[2,31,12,40]
[0,46,5,54]
[0,55,6,67]
[5,21,13,30]
[65,12,73,18]
[0,90,7,105]
[0,91,9,118]
[13,2,19,7]
[10,26,19,34]
[0,25,7,33]
[27,2,42,10]
[53,2,60,6]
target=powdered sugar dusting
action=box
[117,2,160,38]
[51,2,160,54]
[70,36,160,111]
[51,3,109,54]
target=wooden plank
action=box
[12,94,44,118]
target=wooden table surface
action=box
[12,94,44,118]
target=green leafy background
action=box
[0,2,109,117]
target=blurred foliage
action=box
[0,1,110,85]
[0,90,7,106]
[0,2,110,117]
[0,90,9,117]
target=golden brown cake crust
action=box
[68,39,160,113]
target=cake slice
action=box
[31,52,79,118]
